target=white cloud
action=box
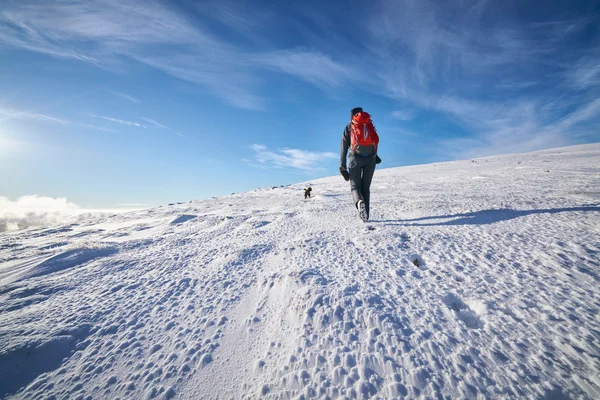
[250,144,337,172]
[140,117,167,129]
[0,0,263,109]
[78,123,117,133]
[555,97,600,129]
[0,195,127,232]
[566,53,600,90]
[140,117,185,137]
[437,96,600,159]
[0,1,354,110]
[0,107,69,124]
[0,106,116,132]
[0,195,77,232]
[96,115,147,128]
[134,53,266,110]
[86,114,185,136]
[111,91,141,104]
[0,0,597,159]
[363,0,600,157]
[257,49,354,89]
[366,0,561,88]
[391,110,414,121]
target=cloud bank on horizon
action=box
[0,195,82,232]
[0,195,142,232]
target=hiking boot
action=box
[357,200,368,222]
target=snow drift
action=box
[1,143,599,399]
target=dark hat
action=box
[350,107,363,117]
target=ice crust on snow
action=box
[1,143,600,399]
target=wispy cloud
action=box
[0,0,260,109]
[78,123,117,133]
[133,53,264,111]
[1,101,180,136]
[566,51,600,90]
[362,0,600,157]
[87,113,186,137]
[391,110,414,121]
[554,97,600,130]
[0,1,354,110]
[366,0,564,89]
[0,106,119,133]
[438,96,600,159]
[249,144,336,172]
[1,0,598,159]
[257,49,355,89]
[203,0,275,41]
[94,114,147,128]
[0,107,69,124]
[111,91,140,104]
[140,117,185,137]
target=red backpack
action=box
[350,112,379,155]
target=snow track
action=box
[1,143,599,399]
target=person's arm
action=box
[339,126,350,180]
[340,125,349,168]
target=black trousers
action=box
[348,154,376,216]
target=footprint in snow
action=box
[410,254,426,270]
[443,293,484,329]
[252,220,271,229]
[297,269,328,286]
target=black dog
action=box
[304,187,312,199]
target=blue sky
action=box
[1,0,599,208]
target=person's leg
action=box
[361,159,376,217]
[349,163,363,207]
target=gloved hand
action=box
[376,155,382,164]
[339,166,350,181]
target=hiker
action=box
[304,187,312,199]
[339,107,380,221]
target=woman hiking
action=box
[339,107,380,222]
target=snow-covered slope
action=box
[1,143,599,399]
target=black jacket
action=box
[340,124,351,168]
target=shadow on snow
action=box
[377,205,600,227]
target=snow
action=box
[1,143,600,399]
